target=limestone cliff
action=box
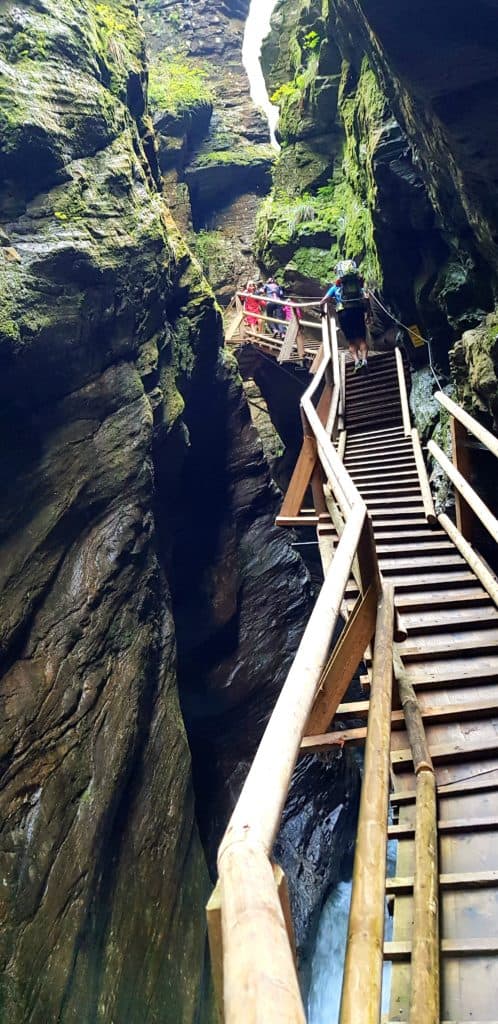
[139,0,274,301]
[260,0,498,362]
[0,0,315,1019]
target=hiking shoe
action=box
[353,361,362,373]
[361,358,368,370]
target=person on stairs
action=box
[321,260,371,372]
[243,280,263,332]
[264,276,283,335]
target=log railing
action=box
[429,391,498,605]
[209,313,383,1023]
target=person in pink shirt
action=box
[243,280,263,330]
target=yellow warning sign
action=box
[407,324,425,348]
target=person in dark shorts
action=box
[321,260,371,372]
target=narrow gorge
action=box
[0,1,497,1022]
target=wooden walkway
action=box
[208,318,498,1024]
[340,352,498,1022]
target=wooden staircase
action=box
[209,314,498,1024]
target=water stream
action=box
[242,0,280,148]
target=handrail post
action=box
[339,583,395,1024]
[395,652,440,1024]
[450,414,474,541]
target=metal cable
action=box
[369,291,444,390]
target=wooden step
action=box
[346,422,406,438]
[337,694,498,726]
[394,587,490,611]
[369,508,427,522]
[380,554,465,573]
[386,870,498,896]
[404,654,498,687]
[384,937,498,961]
[391,734,498,770]
[377,540,454,556]
[372,529,446,544]
[371,517,431,530]
[391,773,498,805]
[346,436,408,453]
[350,469,418,483]
[384,570,478,591]
[359,485,422,499]
[388,815,498,840]
[345,445,413,461]
[366,495,426,507]
[403,605,498,635]
[400,627,498,662]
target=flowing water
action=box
[307,841,397,1023]
[242,0,280,148]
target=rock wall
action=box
[260,0,498,361]
[140,0,274,300]
[0,0,318,1018]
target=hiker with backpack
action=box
[321,260,371,372]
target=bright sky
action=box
[242,0,280,149]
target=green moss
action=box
[193,144,274,169]
[0,313,21,344]
[290,246,337,282]
[148,52,213,117]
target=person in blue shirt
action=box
[322,261,371,372]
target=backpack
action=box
[339,269,364,306]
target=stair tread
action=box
[404,654,498,685]
[403,606,498,633]
[395,587,490,610]
[400,628,498,660]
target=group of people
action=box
[242,260,371,372]
[243,278,302,339]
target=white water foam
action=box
[242,0,280,148]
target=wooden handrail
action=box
[435,391,498,459]
[212,311,383,1022]
[395,347,411,436]
[428,440,498,545]
[339,583,395,1024]
[438,512,498,606]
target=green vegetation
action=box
[148,53,213,117]
[192,230,230,285]
[193,143,274,169]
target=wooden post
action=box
[450,415,474,540]
[395,347,411,436]
[339,583,395,1024]
[306,584,378,735]
[219,842,306,1024]
[395,655,440,1024]
[207,883,225,1024]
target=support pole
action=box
[339,583,395,1024]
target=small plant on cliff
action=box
[148,54,213,116]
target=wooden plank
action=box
[403,654,498,686]
[391,735,498,771]
[392,588,488,610]
[386,871,498,895]
[451,415,475,540]
[380,570,477,590]
[429,439,498,546]
[435,390,498,460]
[305,584,378,735]
[402,605,498,633]
[388,815,498,839]
[439,512,498,608]
[391,775,498,806]
[385,938,498,961]
[400,628,498,661]
[337,695,498,726]
[279,436,317,518]
[411,426,437,526]
[275,515,319,527]
[380,554,465,572]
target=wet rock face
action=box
[140,0,273,299]
[261,0,498,354]
[0,2,218,1020]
